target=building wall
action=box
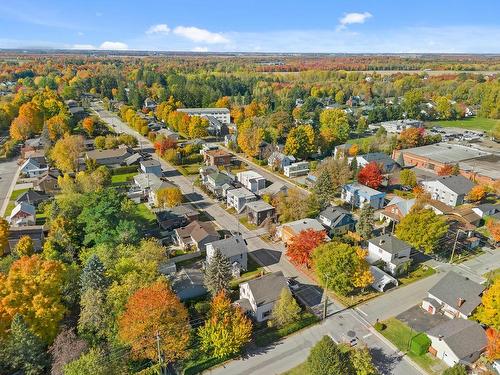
[422,181,461,207]
[428,337,460,367]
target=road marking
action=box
[356,308,368,317]
[363,333,372,339]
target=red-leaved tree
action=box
[286,229,326,268]
[154,137,177,156]
[357,162,383,189]
[437,164,453,176]
[486,327,500,360]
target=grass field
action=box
[111,171,137,186]
[3,188,29,217]
[282,363,308,375]
[428,117,499,132]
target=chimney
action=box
[457,298,465,308]
[379,240,385,245]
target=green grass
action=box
[238,216,258,231]
[3,188,29,217]
[135,203,157,230]
[484,268,500,281]
[347,135,376,145]
[399,264,437,286]
[230,257,264,289]
[254,313,319,347]
[9,188,29,201]
[282,363,308,375]
[379,318,444,375]
[427,117,500,132]
[111,171,137,186]
[177,163,203,176]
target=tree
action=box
[18,102,44,131]
[271,287,301,327]
[273,189,321,223]
[313,242,372,296]
[399,169,417,187]
[63,348,124,375]
[94,135,105,149]
[350,346,379,375]
[119,280,189,362]
[48,328,88,375]
[319,108,350,149]
[356,117,368,134]
[51,134,85,172]
[188,116,209,138]
[397,128,424,149]
[313,158,351,207]
[204,249,232,296]
[435,96,453,120]
[198,291,252,358]
[284,124,316,159]
[78,288,110,343]
[358,162,383,189]
[46,114,69,141]
[237,118,265,158]
[0,218,9,256]
[486,328,500,360]
[395,209,448,254]
[475,278,500,329]
[155,186,182,208]
[306,335,353,375]
[0,314,48,375]
[10,115,34,141]
[82,117,95,136]
[80,254,109,293]
[356,204,375,240]
[442,364,467,375]
[335,90,345,104]
[466,185,486,202]
[286,229,326,268]
[487,219,500,243]
[14,235,34,257]
[437,164,453,176]
[0,255,68,343]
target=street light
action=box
[449,228,468,264]
[322,274,331,320]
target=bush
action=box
[410,333,431,355]
[255,313,318,347]
[194,301,210,315]
[374,322,385,331]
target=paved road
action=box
[0,158,21,217]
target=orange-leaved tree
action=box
[486,328,500,360]
[467,185,487,202]
[437,164,454,176]
[82,117,95,136]
[118,280,190,363]
[286,229,327,268]
[357,162,383,189]
[486,219,500,243]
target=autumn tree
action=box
[313,157,351,207]
[313,242,373,296]
[286,229,327,268]
[237,118,265,158]
[273,189,321,223]
[48,328,88,375]
[271,287,301,328]
[10,116,34,141]
[356,116,368,134]
[46,114,69,141]
[188,116,209,138]
[395,209,448,254]
[350,346,379,375]
[51,134,85,172]
[204,249,232,296]
[13,235,34,257]
[82,117,95,136]
[474,278,499,329]
[119,280,190,362]
[466,185,487,202]
[442,364,467,375]
[198,291,252,358]
[63,348,126,375]
[284,124,316,159]
[397,128,424,149]
[399,169,417,187]
[0,218,8,256]
[486,219,500,243]
[319,108,350,150]
[356,204,375,240]
[486,328,500,360]
[154,136,177,156]
[358,162,383,189]
[437,164,454,176]
[155,186,183,208]
[18,102,44,132]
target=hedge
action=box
[255,313,319,347]
[410,333,431,355]
[110,165,139,175]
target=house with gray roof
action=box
[318,206,356,236]
[8,202,36,227]
[204,171,234,198]
[426,318,486,367]
[244,200,276,226]
[140,159,162,177]
[353,152,397,173]
[472,203,500,218]
[367,234,412,276]
[15,190,47,206]
[268,151,296,170]
[237,271,288,322]
[85,147,131,167]
[380,196,416,223]
[226,187,257,213]
[341,183,386,209]
[206,236,249,275]
[423,271,485,319]
[421,175,475,207]
[258,182,288,198]
[20,157,48,178]
[174,220,219,251]
[8,225,45,253]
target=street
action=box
[0,158,21,217]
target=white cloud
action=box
[77,32,84,36]
[72,44,95,50]
[99,41,128,50]
[191,46,208,52]
[146,24,170,35]
[173,26,229,44]
[338,12,372,30]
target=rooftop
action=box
[281,218,325,234]
[343,182,384,197]
[86,147,130,160]
[177,107,230,114]
[244,271,287,306]
[209,236,248,258]
[386,196,416,216]
[245,199,275,212]
[401,143,489,164]
[176,220,218,243]
[205,149,232,158]
[319,206,354,227]
[369,234,411,254]
[228,187,256,199]
[140,159,161,168]
[434,175,475,195]
[460,154,500,181]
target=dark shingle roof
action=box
[245,271,287,306]
[319,206,353,228]
[368,234,411,254]
[15,190,45,205]
[436,175,475,195]
[428,271,485,316]
[209,236,248,258]
[427,319,486,361]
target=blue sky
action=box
[1,0,499,53]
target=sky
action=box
[0,0,499,53]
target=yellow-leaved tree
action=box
[155,187,183,208]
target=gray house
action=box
[140,159,162,177]
[318,206,356,236]
[421,175,475,207]
[206,236,249,276]
[245,200,276,226]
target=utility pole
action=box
[322,275,330,320]
[450,229,465,264]
[156,331,165,375]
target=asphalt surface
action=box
[0,158,21,216]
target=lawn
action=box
[177,162,203,176]
[135,203,156,229]
[427,117,499,132]
[282,363,308,375]
[378,318,444,375]
[399,264,436,286]
[239,216,258,231]
[254,312,319,347]
[3,188,29,217]
[230,256,264,289]
[347,135,376,145]
[111,171,137,186]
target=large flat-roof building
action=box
[177,108,230,124]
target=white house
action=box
[472,203,500,218]
[268,151,296,170]
[177,108,230,124]
[206,236,248,277]
[20,157,48,178]
[237,170,266,193]
[422,271,485,319]
[226,187,257,213]
[140,159,162,177]
[426,319,487,367]
[367,234,411,276]
[341,183,386,209]
[237,271,288,322]
[284,161,309,178]
[421,175,475,207]
[8,202,36,226]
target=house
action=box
[333,143,353,159]
[268,151,296,170]
[421,175,475,207]
[277,218,327,244]
[140,159,162,177]
[8,202,36,226]
[177,108,230,124]
[158,128,179,141]
[237,171,266,193]
[245,200,276,226]
[206,116,229,137]
[353,153,396,173]
[155,204,199,231]
[374,119,423,134]
[206,236,249,276]
[15,190,47,206]
[370,265,398,292]
[20,157,48,178]
[144,97,157,110]
[426,319,487,367]
[341,183,386,209]
[85,147,131,167]
[472,203,500,218]
[237,271,288,322]
[226,188,257,213]
[170,268,207,301]
[258,182,288,199]
[204,149,232,167]
[199,165,218,183]
[422,271,485,319]
[21,138,43,158]
[33,170,60,194]
[284,161,309,178]
[367,234,412,276]
[123,153,142,166]
[424,199,454,215]
[204,171,234,198]
[132,173,177,204]
[380,197,416,223]
[174,220,219,251]
[318,206,356,236]
[7,225,45,253]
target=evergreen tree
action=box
[80,254,109,293]
[350,157,358,176]
[306,335,353,375]
[271,287,301,327]
[204,249,232,295]
[0,315,48,375]
[356,204,375,240]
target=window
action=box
[262,310,271,318]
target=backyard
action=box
[427,117,499,132]
[111,171,138,186]
[3,187,28,217]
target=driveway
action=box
[396,305,450,332]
